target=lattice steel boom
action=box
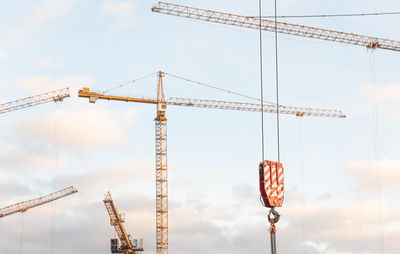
[0,87,70,115]
[167,97,345,118]
[0,186,78,218]
[103,192,143,254]
[78,90,345,118]
[151,2,400,52]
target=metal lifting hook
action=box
[268,207,280,224]
[268,208,280,254]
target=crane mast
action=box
[103,192,144,254]
[0,186,78,218]
[151,2,400,52]
[0,87,70,115]
[155,72,168,254]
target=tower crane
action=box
[0,87,70,115]
[103,192,144,254]
[0,186,78,218]
[151,2,400,52]
[79,71,345,254]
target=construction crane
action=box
[0,87,70,115]
[103,192,144,254]
[151,2,400,52]
[0,186,78,218]
[79,71,345,254]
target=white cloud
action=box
[100,1,137,29]
[15,75,92,95]
[19,108,130,153]
[346,158,400,192]
[36,58,53,69]
[8,0,76,42]
[359,83,400,120]
[0,49,7,58]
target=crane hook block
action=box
[259,160,284,208]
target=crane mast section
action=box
[151,2,400,51]
[0,186,78,218]
[0,88,70,115]
[103,192,135,253]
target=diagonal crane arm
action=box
[78,88,345,118]
[0,186,78,218]
[0,88,70,115]
[151,1,400,52]
[103,192,137,254]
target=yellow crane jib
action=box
[103,192,144,254]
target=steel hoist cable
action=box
[258,0,282,252]
[297,119,308,254]
[19,213,25,254]
[258,0,265,164]
[50,105,60,254]
[274,0,281,164]
[368,51,385,254]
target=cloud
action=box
[0,49,7,58]
[100,1,137,29]
[359,83,400,120]
[0,144,67,176]
[346,158,400,192]
[15,75,92,95]
[7,0,76,42]
[36,58,53,69]
[18,108,130,153]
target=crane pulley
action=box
[259,161,284,254]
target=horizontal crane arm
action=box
[78,88,345,118]
[151,2,400,52]
[0,186,78,218]
[79,88,158,104]
[167,97,346,118]
[0,88,70,115]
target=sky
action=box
[0,0,400,254]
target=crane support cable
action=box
[151,2,400,52]
[102,72,159,94]
[249,11,400,19]
[163,72,276,105]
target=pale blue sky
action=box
[0,1,399,254]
